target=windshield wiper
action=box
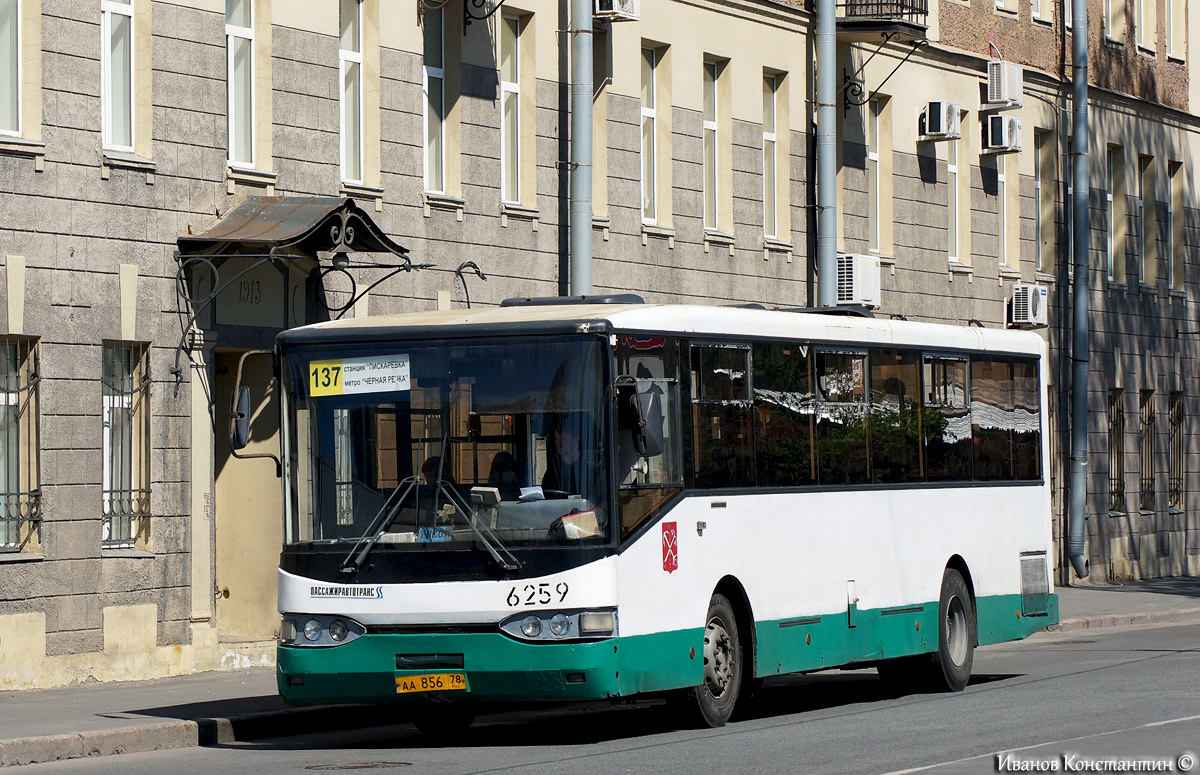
[339,476,418,575]
[339,478,523,576]
[435,485,522,572]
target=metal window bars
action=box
[1108,389,1125,513]
[1139,391,1155,512]
[839,0,929,23]
[0,338,41,552]
[101,343,152,548]
[1169,392,1184,510]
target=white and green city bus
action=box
[255,295,1058,730]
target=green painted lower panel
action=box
[977,592,1060,646]
[277,628,705,706]
[277,593,1059,705]
[755,593,1059,677]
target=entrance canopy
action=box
[177,196,408,260]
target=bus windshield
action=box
[281,335,611,551]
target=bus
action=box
[250,295,1058,732]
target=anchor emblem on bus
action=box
[662,522,678,574]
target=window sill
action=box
[1035,271,1056,284]
[227,166,277,194]
[1103,37,1125,49]
[1137,45,1156,58]
[424,192,465,221]
[949,262,974,283]
[642,224,675,249]
[0,137,46,172]
[0,551,43,564]
[102,151,156,184]
[994,5,1018,15]
[1166,54,1186,64]
[704,230,735,257]
[1108,510,1127,518]
[341,181,384,212]
[102,547,155,559]
[501,202,539,230]
[1138,283,1157,295]
[1170,289,1186,300]
[763,238,793,263]
[1032,14,1054,25]
[593,216,611,242]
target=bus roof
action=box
[278,301,1046,357]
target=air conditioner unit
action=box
[985,115,1022,153]
[1010,283,1049,327]
[594,0,640,21]
[920,101,962,140]
[836,253,882,309]
[987,60,1024,108]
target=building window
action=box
[340,0,362,183]
[1109,388,1125,513]
[1136,0,1155,49]
[1169,391,1183,509]
[703,60,719,231]
[762,73,778,238]
[101,342,151,549]
[1139,390,1155,510]
[0,0,19,136]
[1036,130,1056,274]
[1138,155,1156,285]
[948,127,961,262]
[499,14,520,204]
[1169,160,1183,290]
[1107,146,1127,282]
[1065,137,1074,279]
[641,46,657,223]
[1165,0,1184,58]
[226,0,254,167]
[1065,0,1073,26]
[868,97,880,252]
[997,155,1009,267]
[423,7,444,193]
[102,0,133,151]
[0,337,39,553]
[1105,0,1126,40]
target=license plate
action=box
[395,672,468,694]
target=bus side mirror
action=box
[231,385,252,450]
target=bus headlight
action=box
[520,615,543,638]
[280,615,365,647]
[501,609,617,642]
[549,613,572,637]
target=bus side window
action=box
[814,350,869,485]
[971,357,1015,481]
[923,357,972,481]
[752,342,815,486]
[691,345,754,489]
[868,349,922,483]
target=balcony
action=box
[836,0,928,42]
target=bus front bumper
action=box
[277,632,624,705]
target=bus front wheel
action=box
[680,592,743,728]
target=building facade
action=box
[0,0,1196,689]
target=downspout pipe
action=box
[816,0,838,306]
[568,0,594,296]
[1067,0,1090,578]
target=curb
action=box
[1043,607,1200,634]
[0,704,396,768]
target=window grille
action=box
[1108,389,1125,513]
[101,342,151,548]
[0,337,40,552]
[1139,390,1155,511]
[1169,391,1184,509]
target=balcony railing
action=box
[838,0,928,24]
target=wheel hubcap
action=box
[702,618,735,697]
[946,595,968,666]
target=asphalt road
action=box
[19,623,1200,775]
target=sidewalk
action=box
[2,577,1199,767]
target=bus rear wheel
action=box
[680,592,743,728]
[932,568,975,692]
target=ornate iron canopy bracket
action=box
[464,0,509,29]
[842,35,927,116]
